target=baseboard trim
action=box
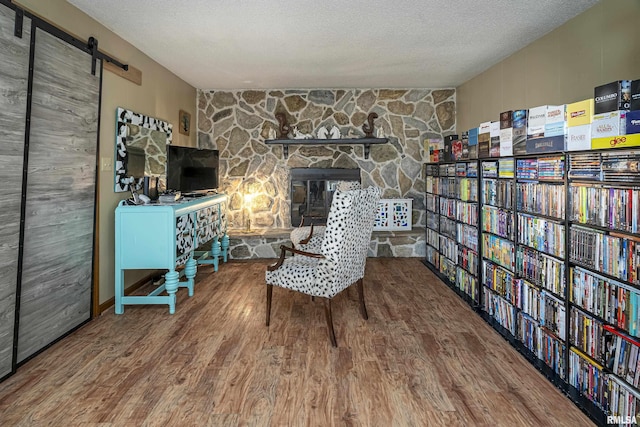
[97,271,162,315]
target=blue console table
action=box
[115,194,229,314]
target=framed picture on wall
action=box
[179,109,191,136]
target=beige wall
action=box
[456,0,640,131]
[15,0,198,307]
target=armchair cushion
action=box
[266,255,322,295]
[290,225,325,249]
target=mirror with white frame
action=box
[114,107,173,192]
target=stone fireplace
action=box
[196,88,456,258]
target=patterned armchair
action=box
[289,180,361,253]
[266,186,381,346]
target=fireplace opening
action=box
[290,168,360,226]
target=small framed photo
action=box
[179,109,191,136]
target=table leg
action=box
[211,236,221,272]
[115,266,125,314]
[164,270,179,314]
[184,257,197,296]
[221,233,229,263]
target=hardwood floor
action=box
[0,259,593,426]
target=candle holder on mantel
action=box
[265,112,387,159]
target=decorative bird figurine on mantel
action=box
[362,112,378,138]
[275,112,290,139]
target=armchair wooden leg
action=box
[357,278,369,320]
[323,298,338,347]
[266,284,273,327]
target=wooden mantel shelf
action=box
[264,137,388,159]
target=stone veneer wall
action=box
[196,89,455,231]
[225,229,425,259]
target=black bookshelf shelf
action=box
[522,281,565,302]
[516,209,565,222]
[440,212,457,221]
[570,300,640,343]
[569,178,640,188]
[516,178,565,184]
[569,260,640,290]
[456,242,478,253]
[481,174,510,180]
[456,262,478,278]
[599,363,640,399]
[441,253,457,263]
[483,284,512,302]
[516,242,565,262]
[440,230,457,241]
[568,221,640,240]
[481,257,514,274]
[481,202,512,210]
[480,228,513,241]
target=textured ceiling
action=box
[66,0,599,90]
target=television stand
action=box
[114,194,229,314]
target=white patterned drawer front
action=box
[195,204,220,244]
[197,223,216,243]
[176,213,195,264]
[374,199,412,231]
[197,206,218,226]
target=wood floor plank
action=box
[0,259,594,426]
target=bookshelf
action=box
[439,162,460,289]
[423,160,480,306]
[567,149,640,420]
[425,164,440,270]
[514,155,568,379]
[455,161,480,304]
[423,149,640,425]
[480,158,517,336]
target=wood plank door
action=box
[16,27,100,363]
[0,5,31,378]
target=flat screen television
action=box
[166,146,219,195]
